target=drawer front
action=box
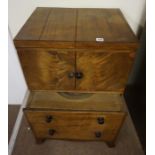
[17,48,75,90]
[24,110,126,141]
[76,50,135,92]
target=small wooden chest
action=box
[14,7,139,147]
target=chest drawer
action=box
[24,110,126,141]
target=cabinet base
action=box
[36,138,45,144]
[35,138,116,148]
[106,141,115,148]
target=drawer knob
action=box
[75,72,83,79]
[46,115,53,123]
[97,117,104,124]
[95,131,102,138]
[68,72,75,78]
[48,129,56,136]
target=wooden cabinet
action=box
[18,48,135,92]
[14,7,139,147]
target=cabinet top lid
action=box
[14,7,138,48]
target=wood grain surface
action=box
[24,110,126,142]
[17,48,75,90]
[76,9,137,42]
[41,8,76,41]
[18,48,135,92]
[14,8,138,49]
[26,91,123,111]
[76,50,135,92]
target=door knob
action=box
[75,72,83,79]
[95,131,102,138]
[97,117,104,124]
[68,72,75,78]
[48,129,56,136]
[46,115,53,123]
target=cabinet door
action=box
[17,48,75,90]
[76,50,135,92]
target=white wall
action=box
[120,1,146,35]
[9,0,146,38]
[9,0,36,37]
[8,30,27,104]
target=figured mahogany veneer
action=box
[17,48,75,90]
[14,7,139,147]
[17,48,135,92]
[76,50,135,92]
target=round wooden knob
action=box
[97,117,104,124]
[46,115,53,123]
[48,129,55,136]
[75,72,83,79]
[95,131,102,138]
[68,72,75,78]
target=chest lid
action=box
[14,7,138,49]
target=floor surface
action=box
[8,105,20,142]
